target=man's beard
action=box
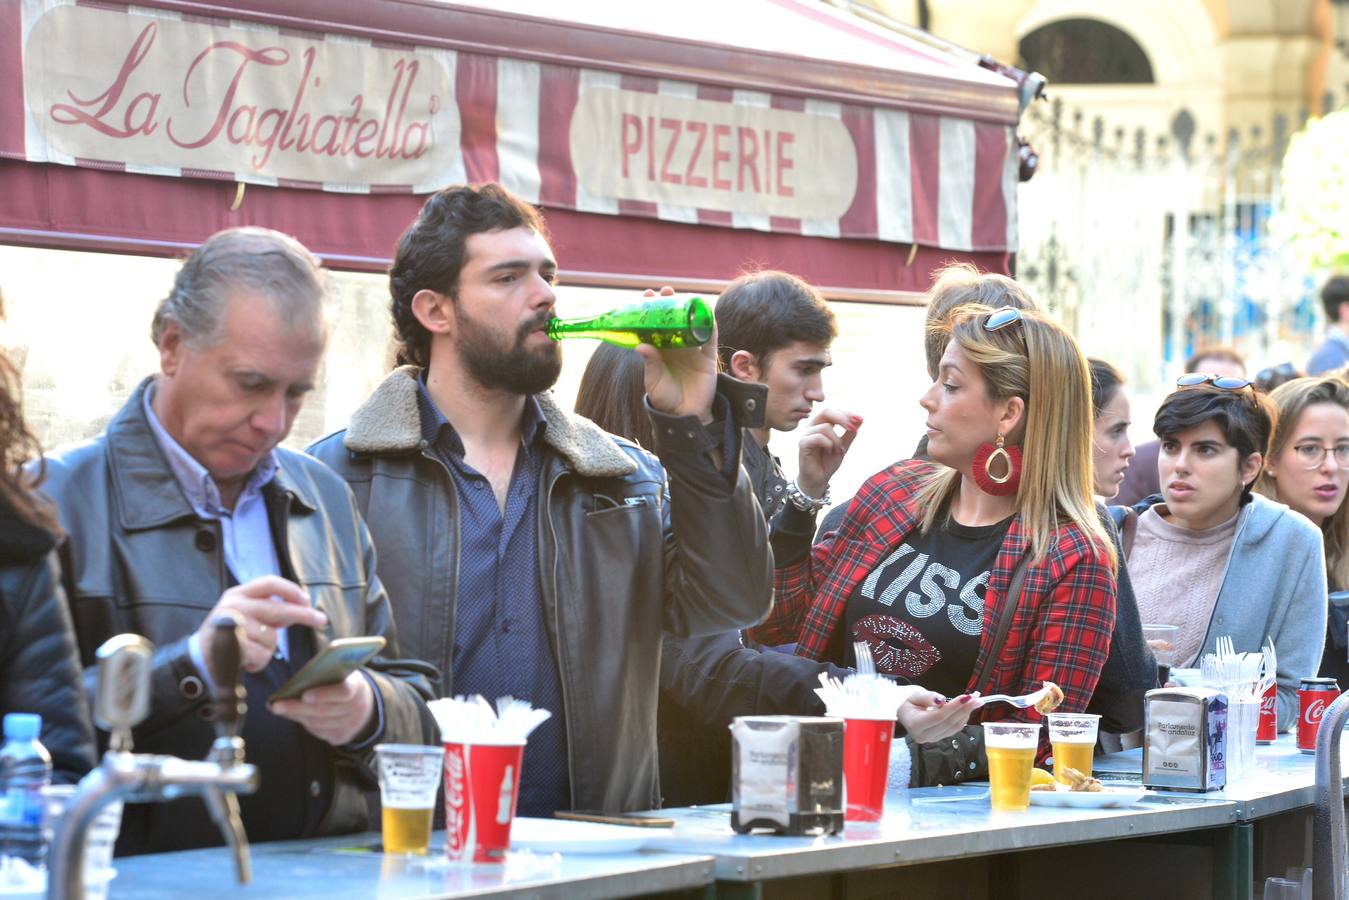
[456,307,562,395]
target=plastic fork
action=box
[978,684,1051,710]
[854,641,877,677]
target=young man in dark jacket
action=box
[307,183,774,816]
[41,229,437,855]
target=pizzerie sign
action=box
[570,87,859,220]
[22,4,459,190]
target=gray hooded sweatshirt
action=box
[1140,492,1328,732]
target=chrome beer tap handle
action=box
[204,616,252,884]
[93,633,153,752]
[48,630,260,900]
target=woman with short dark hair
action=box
[1126,379,1326,732]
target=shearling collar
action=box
[343,366,637,479]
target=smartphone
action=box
[268,636,386,703]
[553,810,675,828]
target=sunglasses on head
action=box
[1175,372,1253,392]
[984,307,1023,332]
[1175,372,1258,410]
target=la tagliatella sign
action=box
[22,2,460,190]
[18,1,862,219]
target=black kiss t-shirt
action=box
[844,515,1012,698]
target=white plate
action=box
[1028,788,1148,809]
[509,817,671,854]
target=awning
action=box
[1,0,1020,294]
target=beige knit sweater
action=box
[1129,505,1240,667]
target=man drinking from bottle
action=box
[307,182,774,816]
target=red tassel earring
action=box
[972,434,1022,496]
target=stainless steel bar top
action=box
[108,832,716,899]
[1093,732,1349,821]
[640,785,1236,883]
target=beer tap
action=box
[47,622,260,899]
[203,616,252,884]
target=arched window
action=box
[1018,18,1154,84]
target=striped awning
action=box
[6,0,1020,256]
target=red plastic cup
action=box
[1256,681,1277,744]
[443,740,525,863]
[843,718,893,822]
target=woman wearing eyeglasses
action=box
[1123,378,1326,732]
[748,303,1118,781]
[1253,376,1349,686]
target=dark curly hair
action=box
[0,290,59,536]
[388,183,548,368]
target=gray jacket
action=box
[41,378,437,854]
[1136,492,1327,731]
[307,367,774,813]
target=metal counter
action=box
[641,784,1236,883]
[108,833,715,899]
[1094,732,1345,821]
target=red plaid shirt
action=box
[748,461,1117,761]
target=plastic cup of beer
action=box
[374,743,444,855]
[982,722,1040,811]
[1047,713,1100,785]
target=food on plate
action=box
[1033,681,1065,715]
[1029,767,1056,790]
[1059,766,1102,793]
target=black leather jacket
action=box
[40,379,437,854]
[0,505,96,784]
[308,367,775,813]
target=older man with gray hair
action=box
[41,227,436,856]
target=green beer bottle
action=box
[546,295,713,349]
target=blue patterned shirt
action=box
[415,379,570,816]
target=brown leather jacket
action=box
[41,378,437,854]
[307,367,774,813]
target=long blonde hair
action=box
[1255,374,1349,589]
[916,303,1115,568]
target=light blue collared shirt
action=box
[142,385,289,666]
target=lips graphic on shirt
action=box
[854,615,941,678]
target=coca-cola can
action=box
[1256,681,1277,744]
[1298,677,1341,753]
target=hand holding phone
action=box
[268,636,386,704]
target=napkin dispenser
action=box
[729,715,844,835]
[1142,687,1227,792]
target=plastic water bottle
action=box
[0,713,53,866]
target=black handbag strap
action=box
[972,549,1032,695]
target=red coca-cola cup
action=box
[843,718,893,821]
[1298,677,1341,754]
[1256,681,1277,744]
[443,740,525,863]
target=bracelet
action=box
[786,480,830,513]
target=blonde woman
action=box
[1256,375,1349,684]
[750,304,1117,780]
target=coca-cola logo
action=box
[444,746,466,857]
[1260,693,1276,714]
[1304,698,1328,727]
